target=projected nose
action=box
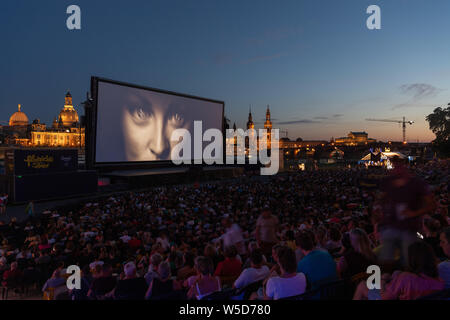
[149,120,168,156]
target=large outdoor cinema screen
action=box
[93,78,224,164]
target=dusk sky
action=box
[1,0,450,142]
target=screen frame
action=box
[89,76,225,169]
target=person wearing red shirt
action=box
[128,237,142,249]
[2,262,22,287]
[214,245,242,286]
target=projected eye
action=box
[131,107,152,121]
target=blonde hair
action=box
[350,228,376,261]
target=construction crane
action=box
[365,117,414,144]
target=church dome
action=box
[59,107,79,127]
[9,104,29,126]
[58,91,79,127]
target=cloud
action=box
[313,114,343,120]
[393,83,443,109]
[277,119,319,125]
[392,102,436,109]
[259,118,279,122]
[399,83,442,100]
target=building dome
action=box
[58,91,79,127]
[9,104,29,126]
[59,107,79,127]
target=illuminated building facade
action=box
[245,107,256,154]
[226,105,328,156]
[227,106,273,156]
[9,104,29,126]
[263,105,272,149]
[2,92,85,147]
[334,131,376,146]
[279,139,328,149]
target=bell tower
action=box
[65,91,73,106]
[246,106,255,130]
[264,105,272,149]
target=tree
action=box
[426,104,450,157]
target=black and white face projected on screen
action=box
[95,81,223,163]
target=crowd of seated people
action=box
[0,159,447,300]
